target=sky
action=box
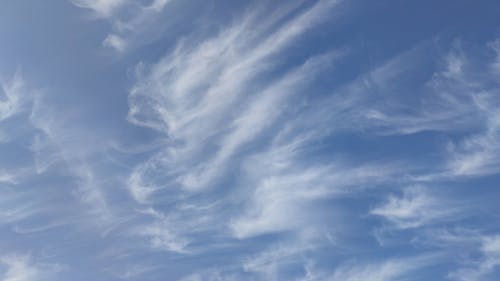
[1,0,500,280]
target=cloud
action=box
[27,92,116,227]
[0,192,37,225]
[126,0,343,198]
[128,0,341,131]
[437,41,500,178]
[104,263,158,280]
[0,255,38,281]
[0,71,28,123]
[359,43,479,136]
[241,231,332,280]
[329,255,439,281]
[445,92,500,177]
[177,269,244,281]
[177,51,344,191]
[339,39,500,179]
[0,254,62,281]
[72,0,173,52]
[102,34,126,52]
[448,235,500,281]
[175,232,334,281]
[230,167,333,239]
[71,0,126,18]
[488,39,500,74]
[5,1,500,281]
[370,186,460,229]
[0,170,18,185]
[231,127,403,239]
[133,216,190,253]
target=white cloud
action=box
[231,137,400,239]
[445,93,500,177]
[443,41,466,79]
[371,186,459,229]
[436,41,500,178]
[178,51,344,191]
[130,203,229,254]
[0,255,38,281]
[0,194,37,225]
[448,235,500,281]
[105,263,158,280]
[402,223,500,280]
[230,167,334,239]
[329,255,438,281]
[112,0,172,32]
[126,0,344,198]
[0,71,28,123]
[71,0,126,18]
[72,0,174,52]
[128,0,341,132]
[67,2,500,279]
[129,208,191,253]
[0,170,18,185]
[0,255,62,281]
[488,39,500,74]
[349,39,500,178]
[4,2,500,281]
[28,93,115,227]
[135,221,190,254]
[360,44,478,136]
[241,231,330,280]
[177,269,244,281]
[102,34,126,52]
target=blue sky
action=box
[1,0,500,280]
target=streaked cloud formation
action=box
[0,254,61,281]
[73,0,173,52]
[1,0,500,280]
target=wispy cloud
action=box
[0,254,62,281]
[360,44,479,136]
[26,91,118,228]
[329,255,439,281]
[132,210,190,253]
[127,0,343,198]
[3,1,500,280]
[232,157,398,239]
[72,0,174,52]
[370,186,461,229]
[447,234,500,281]
[0,71,29,123]
[488,39,500,74]
[0,170,18,185]
[102,34,126,52]
[71,0,126,18]
[445,92,500,177]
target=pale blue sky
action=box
[1,1,500,280]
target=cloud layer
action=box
[1,1,500,280]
